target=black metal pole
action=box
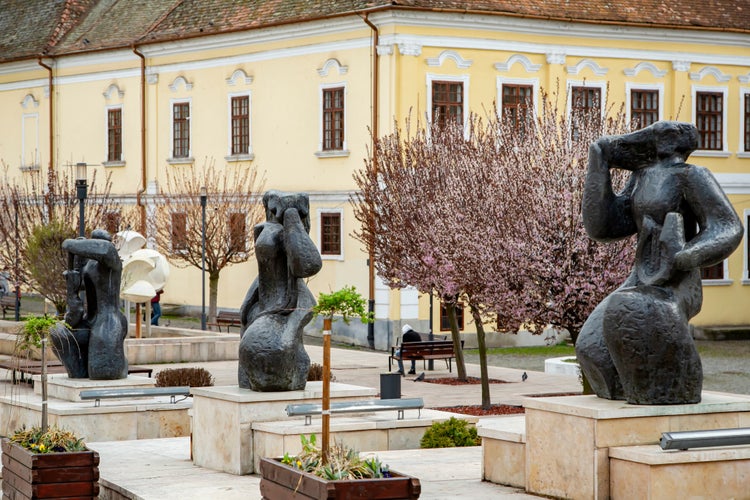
[76,179,87,237]
[200,192,207,330]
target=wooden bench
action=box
[208,310,242,332]
[389,339,463,373]
[79,386,191,407]
[1,295,17,319]
[0,358,153,385]
[286,398,424,425]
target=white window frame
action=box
[565,80,607,122]
[168,98,193,163]
[625,83,664,126]
[226,91,254,162]
[691,85,729,158]
[317,208,344,260]
[739,87,750,158]
[316,82,349,158]
[743,209,750,285]
[20,112,40,170]
[496,76,540,122]
[426,73,470,138]
[104,104,124,165]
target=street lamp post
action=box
[200,187,207,330]
[75,162,88,237]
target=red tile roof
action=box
[1,0,748,63]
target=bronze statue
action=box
[238,191,323,391]
[576,121,742,404]
[50,229,128,379]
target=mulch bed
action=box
[424,376,524,416]
[422,376,508,385]
[432,404,525,416]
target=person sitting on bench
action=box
[395,324,421,375]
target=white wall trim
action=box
[425,50,473,69]
[566,58,608,76]
[623,61,667,78]
[494,54,541,73]
[168,75,193,92]
[226,68,253,86]
[317,58,348,77]
[689,66,732,82]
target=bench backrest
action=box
[400,340,458,356]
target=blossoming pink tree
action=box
[353,89,635,408]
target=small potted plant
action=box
[1,425,100,498]
[259,434,420,499]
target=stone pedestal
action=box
[191,382,376,475]
[36,375,156,402]
[523,392,750,499]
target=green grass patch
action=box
[465,344,575,356]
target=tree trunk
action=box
[470,303,491,410]
[208,270,220,324]
[444,300,467,381]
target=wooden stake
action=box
[322,317,332,464]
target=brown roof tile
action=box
[1,0,748,63]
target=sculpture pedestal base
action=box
[191,382,376,475]
[477,392,750,499]
[38,375,155,402]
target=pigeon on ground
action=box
[414,372,425,382]
[522,371,528,382]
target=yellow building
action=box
[1,1,749,348]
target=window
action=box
[320,212,341,256]
[104,212,121,235]
[228,212,246,253]
[701,263,724,280]
[745,94,750,152]
[107,108,122,162]
[173,102,190,158]
[230,95,250,155]
[171,213,187,253]
[571,86,601,140]
[440,302,464,332]
[631,90,659,129]
[432,81,464,127]
[502,84,533,129]
[322,87,344,151]
[695,92,723,150]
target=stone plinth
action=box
[523,392,750,499]
[477,415,526,488]
[252,409,465,473]
[37,375,155,402]
[191,382,377,475]
[609,444,750,499]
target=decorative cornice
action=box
[740,73,750,83]
[425,50,472,69]
[103,83,124,99]
[566,58,608,76]
[398,43,422,57]
[624,62,667,78]
[376,44,393,56]
[21,93,39,109]
[226,68,253,86]
[494,54,541,73]
[317,58,348,77]
[168,75,192,92]
[546,52,566,65]
[689,66,731,82]
[672,60,691,72]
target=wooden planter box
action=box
[1,438,99,499]
[259,457,420,499]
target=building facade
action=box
[1,1,749,347]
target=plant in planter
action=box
[310,286,374,462]
[259,434,420,499]
[1,425,100,499]
[14,314,66,431]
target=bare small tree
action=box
[0,164,124,314]
[152,161,265,325]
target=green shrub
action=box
[420,417,480,448]
[155,367,214,388]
